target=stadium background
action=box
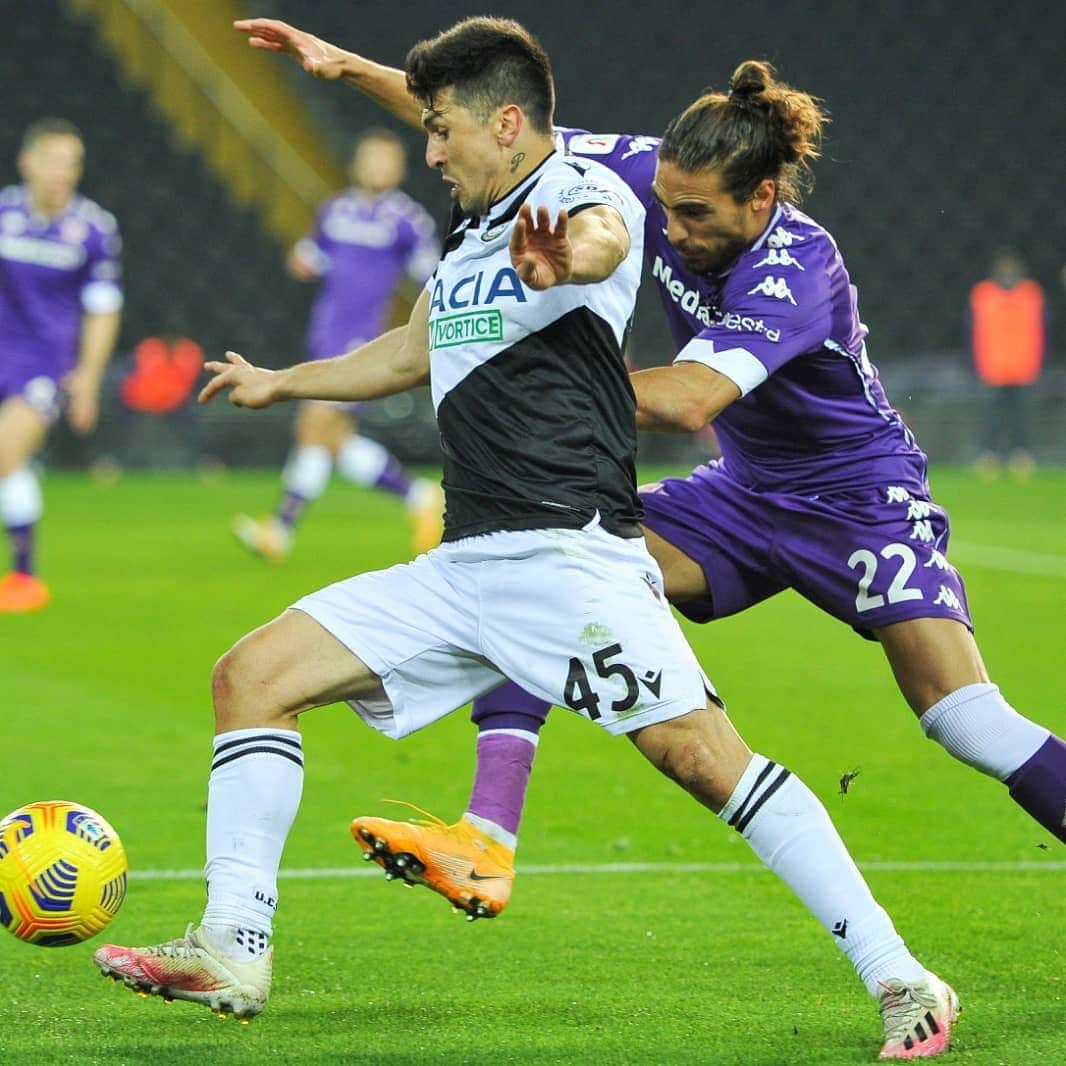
[4,6,1066,1060]
[5,0,1066,470]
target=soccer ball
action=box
[0,800,128,947]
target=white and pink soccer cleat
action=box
[93,923,272,1021]
[877,972,960,1059]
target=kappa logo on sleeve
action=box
[620,136,658,160]
[747,275,797,305]
[753,248,805,270]
[766,225,803,248]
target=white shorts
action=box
[292,522,716,739]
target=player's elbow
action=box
[673,397,713,433]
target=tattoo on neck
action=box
[509,152,526,173]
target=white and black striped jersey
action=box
[427,151,646,541]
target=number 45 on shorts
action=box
[563,642,661,720]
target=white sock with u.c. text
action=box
[202,728,303,958]
[718,754,927,996]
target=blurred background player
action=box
[232,128,442,561]
[969,248,1045,479]
[0,118,122,612]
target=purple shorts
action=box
[640,461,973,640]
[0,359,64,422]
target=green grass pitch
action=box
[1,467,1063,1064]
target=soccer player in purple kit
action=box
[0,119,122,612]
[95,19,958,1057]
[232,128,443,561]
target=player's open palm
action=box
[510,204,572,290]
[233,18,347,80]
[199,351,278,409]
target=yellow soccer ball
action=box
[0,801,128,946]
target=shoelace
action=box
[877,981,938,1041]
[141,923,200,958]
[376,799,498,854]
[380,798,453,831]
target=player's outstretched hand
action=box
[199,351,279,409]
[233,18,347,79]
[510,204,572,290]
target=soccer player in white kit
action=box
[94,19,955,1055]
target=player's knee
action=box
[660,734,717,794]
[640,717,716,791]
[211,644,274,728]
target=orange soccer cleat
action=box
[0,571,50,613]
[351,807,514,920]
[231,515,292,563]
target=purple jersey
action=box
[0,184,123,379]
[296,188,439,360]
[556,129,928,496]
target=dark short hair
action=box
[22,118,84,152]
[405,17,555,134]
[659,61,827,204]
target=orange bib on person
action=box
[970,279,1045,386]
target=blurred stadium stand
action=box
[10,1,1066,467]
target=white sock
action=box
[0,467,44,526]
[462,812,517,850]
[336,435,388,487]
[720,755,927,996]
[202,729,303,949]
[920,683,1049,781]
[281,445,332,500]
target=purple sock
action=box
[374,454,413,499]
[1006,735,1066,843]
[468,733,536,839]
[471,680,551,733]
[8,524,34,575]
[276,491,310,530]
[467,682,551,837]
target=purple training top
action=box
[555,129,928,497]
[295,187,439,360]
[0,184,123,381]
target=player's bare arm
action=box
[66,308,121,435]
[234,18,420,127]
[200,292,431,409]
[631,362,741,432]
[510,203,628,290]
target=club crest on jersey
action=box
[430,266,527,313]
[558,183,621,207]
[747,275,797,305]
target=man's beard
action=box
[678,233,749,275]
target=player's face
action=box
[653,160,773,275]
[422,90,501,216]
[18,133,84,213]
[351,139,406,195]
